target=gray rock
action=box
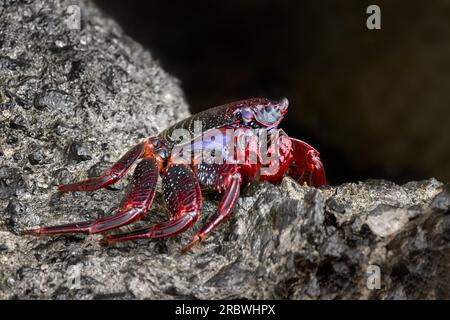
[4,198,40,235]
[0,0,449,300]
[66,141,92,163]
[28,150,45,165]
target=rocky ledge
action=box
[0,0,449,299]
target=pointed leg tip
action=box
[21,228,42,236]
[181,245,193,254]
[181,235,202,253]
[98,237,112,247]
[57,184,70,192]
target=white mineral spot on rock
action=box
[366,209,410,237]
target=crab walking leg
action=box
[23,158,159,235]
[288,138,326,187]
[102,163,202,244]
[183,171,242,252]
[58,142,147,192]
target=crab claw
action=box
[279,97,289,115]
[288,138,326,187]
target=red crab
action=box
[23,98,326,251]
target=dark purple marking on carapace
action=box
[158,98,282,148]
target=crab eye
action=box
[241,109,254,124]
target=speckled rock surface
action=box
[1,0,449,300]
[0,0,189,233]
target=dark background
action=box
[94,0,450,185]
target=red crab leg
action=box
[183,171,242,252]
[58,142,147,192]
[102,163,202,244]
[288,138,326,187]
[22,158,159,235]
